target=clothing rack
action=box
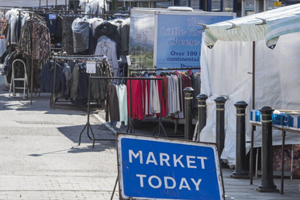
[78,76,167,148]
[50,55,104,109]
[129,67,200,135]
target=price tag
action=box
[126,55,131,66]
[86,61,96,74]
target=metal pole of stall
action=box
[184,87,194,140]
[250,41,256,184]
[256,106,279,193]
[197,94,208,139]
[231,101,249,179]
[214,96,227,162]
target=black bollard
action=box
[214,96,227,160]
[257,106,279,193]
[197,94,208,138]
[184,87,194,140]
[231,101,249,179]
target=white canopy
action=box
[200,4,300,166]
[204,4,300,49]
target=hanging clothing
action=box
[156,76,166,117]
[76,64,89,101]
[88,18,103,35]
[39,61,65,94]
[18,18,51,60]
[62,63,72,99]
[116,84,128,127]
[167,75,173,116]
[94,36,118,75]
[90,61,112,101]
[72,18,90,53]
[151,78,160,114]
[5,9,20,46]
[70,63,80,101]
[171,75,180,113]
[174,75,184,119]
[127,80,144,120]
[163,76,169,115]
[106,83,120,122]
[62,16,77,55]
[121,18,130,55]
[93,21,121,59]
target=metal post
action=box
[281,130,286,194]
[250,41,256,184]
[214,96,227,160]
[231,101,249,179]
[256,106,279,193]
[184,87,194,140]
[197,94,208,138]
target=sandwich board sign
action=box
[117,133,224,200]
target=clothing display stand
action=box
[129,67,200,137]
[78,76,166,148]
[50,55,104,109]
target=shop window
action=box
[180,0,189,6]
[223,0,233,12]
[190,0,200,9]
[156,2,171,8]
[267,0,279,10]
[212,0,221,11]
[245,0,255,15]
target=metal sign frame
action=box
[116,133,225,200]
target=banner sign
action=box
[117,134,224,200]
[156,14,233,69]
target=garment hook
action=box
[255,17,267,26]
[226,22,237,30]
[198,23,208,31]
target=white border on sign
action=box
[117,133,224,200]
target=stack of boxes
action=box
[250,109,300,178]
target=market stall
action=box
[199,4,300,169]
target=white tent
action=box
[200,4,300,166]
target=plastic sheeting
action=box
[71,18,90,53]
[200,32,300,166]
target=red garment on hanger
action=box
[127,80,144,120]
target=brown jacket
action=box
[106,83,120,122]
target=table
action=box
[251,121,300,194]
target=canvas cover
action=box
[200,33,300,166]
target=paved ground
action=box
[0,72,299,200]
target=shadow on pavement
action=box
[58,124,116,145]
